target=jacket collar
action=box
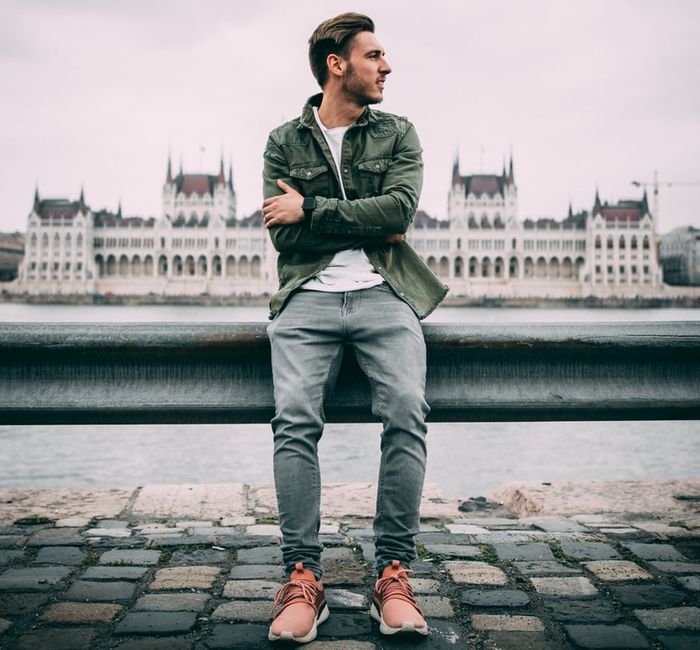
[298,93,375,129]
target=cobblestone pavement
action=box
[0,500,698,648]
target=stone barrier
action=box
[0,321,698,424]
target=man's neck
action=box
[317,92,364,129]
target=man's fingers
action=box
[276,179,293,193]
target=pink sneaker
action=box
[268,562,329,644]
[370,560,428,636]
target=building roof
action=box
[35,198,85,221]
[175,173,222,197]
[228,210,263,228]
[93,209,155,228]
[413,210,449,229]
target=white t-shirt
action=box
[301,107,384,292]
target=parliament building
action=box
[15,153,663,299]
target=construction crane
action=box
[631,170,700,222]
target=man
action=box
[261,12,448,643]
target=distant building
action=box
[0,232,24,282]
[16,156,275,296]
[660,226,700,285]
[407,155,662,297]
[13,151,669,300]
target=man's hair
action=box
[308,13,375,88]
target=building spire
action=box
[117,197,122,218]
[452,149,461,186]
[166,153,173,184]
[228,156,234,193]
[593,187,602,215]
[507,149,514,185]
[217,151,225,185]
[33,184,40,212]
[568,200,573,219]
[178,154,183,176]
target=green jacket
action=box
[262,93,448,319]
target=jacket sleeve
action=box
[263,134,381,254]
[308,123,423,236]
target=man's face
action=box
[341,31,392,106]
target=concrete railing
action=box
[0,322,699,425]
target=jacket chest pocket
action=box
[289,163,331,196]
[356,158,394,197]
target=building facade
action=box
[14,152,668,299]
[407,156,662,297]
[659,226,700,285]
[16,157,275,296]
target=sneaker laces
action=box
[375,566,421,609]
[271,578,319,617]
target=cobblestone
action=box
[222,579,277,599]
[634,607,700,630]
[530,576,599,597]
[205,623,270,648]
[81,565,148,581]
[650,561,700,574]
[419,595,454,617]
[514,560,582,575]
[14,628,98,649]
[460,589,531,607]
[64,579,136,601]
[99,549,162,565]
[32,546,86,565]
[443,560,508,585]
[0,550,23,565]
[0,565,72,591]
[133,593,210,611]
[149,565,220,590]
[211,600,270,622]
[583,560,654,581]
[0,483,698,649]
[492,542,555,561]
[559,541,621,560]
[676,576,700,591]
[228,563,285,580]
[564,623,650,648]
[422,543,481,557]
[609,584,687,607]
[543,599,623,622]
[325,588,369,609]
[115,611,198,634]
[471,614,545,631]
[621,542,687,561]
[40,602,123,623]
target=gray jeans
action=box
[267,284,429,578]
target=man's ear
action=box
[326,53,345,80]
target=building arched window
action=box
[619,236,626,249]
[457,238,461,250]
[77,234,83,247]
[595,235,601,250]
[65,233,72,247]
[454,256,463,278]
[607,236,614,250]
[631,236,638,250]
[42,233,49,246]
[31,234,37,247]
[643,236,650,250]
[54,233,60,246]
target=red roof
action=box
[457,174,506,198]
[601,207,640,222]
[179,175,213,196]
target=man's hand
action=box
[262,180,304,229]
[385,233,405,244]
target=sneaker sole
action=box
[369,602,429,636]
[269,603,330,644]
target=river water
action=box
[1,303,699,497]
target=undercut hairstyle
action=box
[308,12,375,88]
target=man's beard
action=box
[342,62,383,106]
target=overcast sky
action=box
[1,0,699,234]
